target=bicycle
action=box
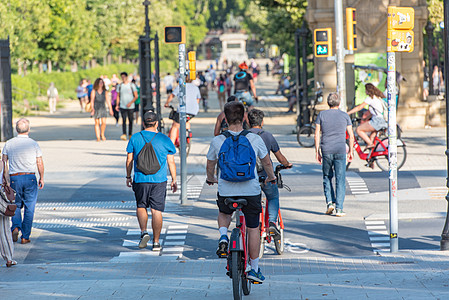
[296,82,324,148]
[167,105,192,156]
[258,164,291,258]
[224,197,255,300]
[346,118,407,171]
[235,91,257,111]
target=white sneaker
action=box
[335,209,346,217]
[326,203,335,215]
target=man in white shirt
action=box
[205,101,276,283]
[164,77,200,144]
[163,73,175,95]
[3,119,44,244]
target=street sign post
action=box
[164,26,187,205]
[387,6,414,252]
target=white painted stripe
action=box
[366,226,387,230]
[164,241,185,246]
[165,235,186,240]
[123,239,164,247]
[118,251,159,257]
[371,243,390,248]
[365,221,385,225]
[168,225,188,230]
[368,230,389,235]
[369,236,390,241]
[162,247,184,252]
[373,249,390,252]
[166,230,188,234]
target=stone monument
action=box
[306,0,429,129]
[219,13,249,64]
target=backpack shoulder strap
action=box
[140,132,148,143]
[256,130,264,136]
[240,130,251,137]
[221,131,232,138]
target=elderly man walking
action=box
[3,119,44,244]
[314,93,354,217]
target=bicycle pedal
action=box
[250,280,263,285]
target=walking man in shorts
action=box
[126,111,177,251]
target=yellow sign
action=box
[187,51,196,80]
[387,6,414,30]
[387,30,414,52]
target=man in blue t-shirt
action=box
[315,93,354,217]
[248,109,292,237]
[126,111,177,251]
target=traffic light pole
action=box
[178,44,187,205]
[334,0,347,111]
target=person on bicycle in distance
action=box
[206,101,276,283]
[213,96,250,136]
[347,83,387,149]
[164,76,201,144]
[233,62,258,110]
[248,109,292,235]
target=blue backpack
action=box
[218,130,256,182]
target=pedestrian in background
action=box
[116,72,138,141]
[314,93,354,217]
[3,118,44,244]
[0,162,16,268]
[47,82,58,114]
[217,74,226,111]
[75,80,87,112]
[90,78,113,141]
[110,84,120,126]
[164,73,175,95]
[126,111,177,251]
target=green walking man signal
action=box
[314,28,333,57]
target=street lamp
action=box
[426,21,435,95]
[440,0,449,251]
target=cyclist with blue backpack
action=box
[206,101,276,283]
[233,62,258,110]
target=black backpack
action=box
[136,132,161,175]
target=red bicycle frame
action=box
[347,132,389,161]
[259,198,284,244]
[227,209,249,273]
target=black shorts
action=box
[134,103,140,112]
[171,112,195,123]
[166,88,173,95]
[132,181,167,211]
[216,193,262,228]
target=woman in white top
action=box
[0,163,16,267]
[347,83,387,149]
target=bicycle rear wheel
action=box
[375,138,407,171]
[231,251,243,300]
[297,126,315,148]
[258,235,265,259]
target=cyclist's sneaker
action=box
[152,242,162,251]
[138,233,151,249]
[335,209,346,217]
[326,203,335,215]
[268,222,280,237]
[216,235,229,258]
[247,268,265,283]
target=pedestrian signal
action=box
[187,51,196,80]
[346,8,357,51]
[314,28,332,57]
[164,26,186,44]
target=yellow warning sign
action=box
[388,7,414,30]
[387,30,414,53]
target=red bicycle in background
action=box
[346,118,407,171]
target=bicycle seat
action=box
[224,198,247,210]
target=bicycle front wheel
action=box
[231,252,243,300]
[297,126,315,148]
[258,235,265,259]
[274,228,284,255]
[375,138,407,171]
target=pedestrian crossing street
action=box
[365,220,390,253]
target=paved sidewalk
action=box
[2,250,449,299]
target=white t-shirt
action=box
[206,130,268,197]
[3,135,42,174]
[173,83,200,116]
[103,78,111,90]
[364,96,384,116]
[164,75,175,89]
